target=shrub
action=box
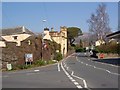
[75,48,85,52]
[96,43,120,54]
[46,60,55,64]
[68,45,74,50]
[34,60,46,66]
[18,65,32,69]
[54,52,63,61]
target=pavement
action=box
[2,52,120,89]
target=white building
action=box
[43,26,67,56]
[1,26,34,47]
[95,39,105,46]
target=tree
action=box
[67,27,82,46]
[87,3,111,42]
[79,39,83,48]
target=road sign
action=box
[25,54,33,62]
[7,64,12,70]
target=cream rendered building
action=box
[95,39,105,46]
[43,26,67,56]
[1,26,34,47]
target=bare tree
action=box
[87,3,111,42]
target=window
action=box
[13,36,18,40]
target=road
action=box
[2,53,119,89]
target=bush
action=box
[18,65,32,69]
[54,52,63,61]
[46,60,55,64]
[68,45,74,50]
[34,60,46,66]
[75,48,85,52]
[96,42,120,54]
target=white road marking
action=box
[64,64,67,67]
[90,58,119,67]
[71,79,76,82]
[83,80,88,88]
[61,62,83,89]
[58,63,60,72]
[74,82,79,85]
[76,57,119,76]
[69,77,73,80]
[88,59,90,60]
[88,65,92,67]
[34,70,39,72]
[67,67,69,70]
[106,70,110,73]
[71,71,88,88]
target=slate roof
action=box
[1,26,34,36]
[106,30,120,37]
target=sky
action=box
[2,2,118,33]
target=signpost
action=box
[7,63,12,70]
[25,54,33,65]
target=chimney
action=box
[51,27,54,31]
[44,27,49,31]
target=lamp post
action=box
[42,19,47,28]
[41,33,44,60]
[41,19,47,60]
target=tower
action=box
[60,26,67,57]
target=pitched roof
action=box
[1,26,34,36]
[106,30,120,37]
[0,36,6,41]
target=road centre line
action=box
[71,71,88,88]
[76,57,119,76]
[58,63,60,72]
[89,58,119,67]
[62,59,88,88]
[61,62,83,89]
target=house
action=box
[1,26,34,46]
[95,39,105,46]
[0,36,6,47]
[43,26,67,56]
[43,28,52,41]
[106,30,120,43]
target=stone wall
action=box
[1,35,61,69]
[1,36,42,69]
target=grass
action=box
[5,59,57,71]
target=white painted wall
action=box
[43,30,52,41]
[43,27,68,56]
[1,34,31,46]
[0,41,6,47]
[95,40,105,46]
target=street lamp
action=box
[41,20,47,60]
[43,20,47,22]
